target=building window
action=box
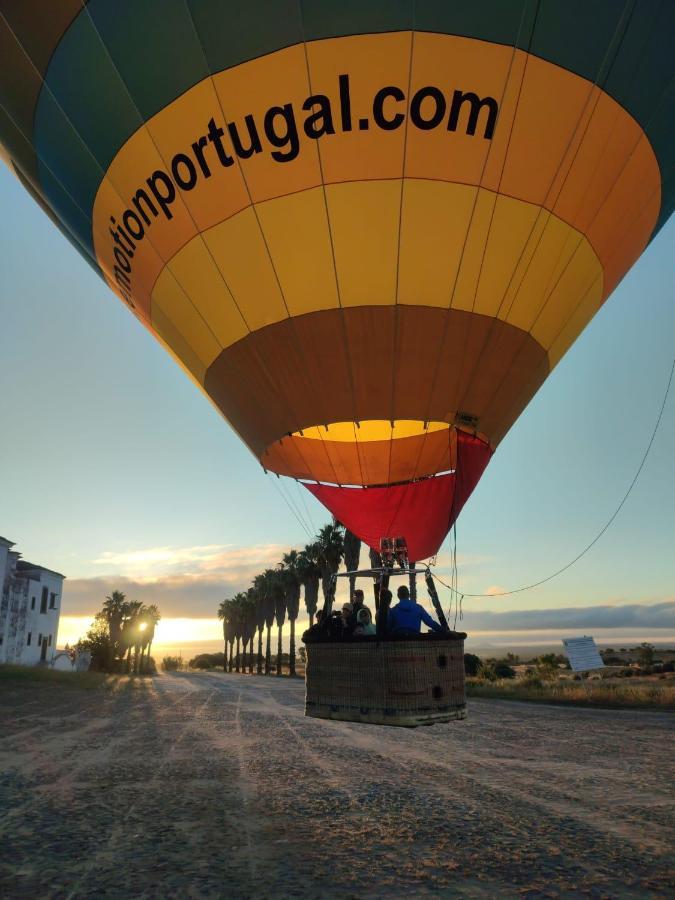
[27,632,32,646]
[31,596,36,610]
[38,633,42,645]
[49,592,57,609]
[40,586,48,614]
[48,634,52,646]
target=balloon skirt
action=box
[304,637,466,727]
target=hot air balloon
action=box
[1,1,673,724]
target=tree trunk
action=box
[265,626,272,675]
[276,626,283,676]
[235,637,241,673]
[223,637,228,672]
[248,638,254,674]
[289,617,296,676]
[228,640,234,672]
[309,613,314,628]
[257,628,263,674]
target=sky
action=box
[1,162,674,653]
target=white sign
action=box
[562,636,605,672]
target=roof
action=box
[16,560,66,579]
[0,536,15,548]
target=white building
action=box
[0,535,65,666]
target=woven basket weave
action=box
[304,637,466,727]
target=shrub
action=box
[520,674,543,688]
[162,656,183,672]
[464,653,481,676]
[493,661,516,679]
[477,661,498,682]
[189,652,225,670]
[143,656,157,675]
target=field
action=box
[1,668,673,898]
[467,675,675,709]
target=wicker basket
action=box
[303,635,466,727]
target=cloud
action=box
[462,600,675,631]
[483,585,508,597]
[91,543,289,580]
[63,542,290,616]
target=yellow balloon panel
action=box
[256,187,340,317]
[201,207,287,333]
[325,180,400,307]
[164,239,247,350]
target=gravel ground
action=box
[0,672,673,899]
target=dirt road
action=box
[1,672,673,898]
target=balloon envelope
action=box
[1,1,673,557]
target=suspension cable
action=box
[430,354,674,598]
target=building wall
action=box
[0,541,64,666]
[0,541,9,660]
[20,571,63,665]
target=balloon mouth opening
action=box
[291,419,448,443]
[261,419,469,487]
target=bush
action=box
[162,656,183,672]
[493,661,516,679]
[464,653,481,676]
[477,661,498,682]
[142,656,157,675]
[601,654,624,666]
[520,674,543,688]
[76,619,113,671]
[189,652,225,670]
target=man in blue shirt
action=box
[387,585,444,634]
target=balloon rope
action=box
[431,355,675,598]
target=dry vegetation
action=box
[467,675,675,709]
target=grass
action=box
[0,664,118,691]
[466,676,675,710]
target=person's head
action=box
[379,588,392,604]
[357,608,371,625]
[397,585,410,600]
[353,589,364,606]
[316,609,326,623]
[341,602,353,620]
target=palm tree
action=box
[244,589,258,674]
[119,600,143,672]
[258,569,278,675]
[297,544,321,627]
[251,577,266,674]
[227,613,236,672]
[138,604,161,673]
[343,528,361,597]
[272,570,287,676]
[101,590,127,666]
[218,598,232,672]
[280,550,302,677]
[316,522,344,614]
[232,593,246,673]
